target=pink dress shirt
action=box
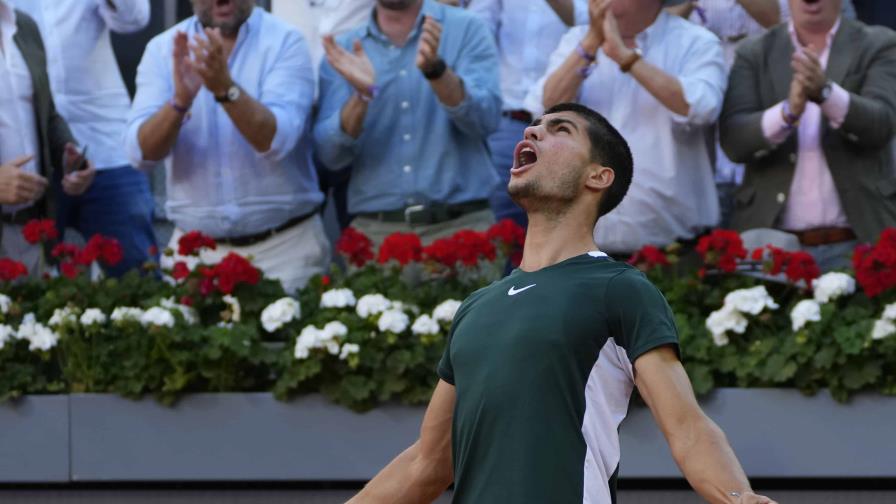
[760,19,851,232]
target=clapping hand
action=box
[736,491,779,504]
[792,45,826,102]
[61,143,95,197]
[173,31,202,108]
[323,35,376,96]
[189,28,234,97]
[582,0,611,53]
[416,15,443,74]
[0,155,47,205]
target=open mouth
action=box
[510,141,538,176]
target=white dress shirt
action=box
[527,12,727,253]
[11,0,149,170]
[126,8,323,238]
[468,0,587,111]
[0,2,40,213]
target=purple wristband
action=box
[576,42,596,63]
[358,85,379,103]
[169,99,189,115]
[781,100,799,128]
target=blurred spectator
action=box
[720,0,896,270]
[13,0,158,277]
[468,0,588,229]
[853,0,896,30]
[126,0,328,293]
[529,0,726,255]
[0,1,95,273]
[313,0,501,245]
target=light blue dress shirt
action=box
[126,8,323,238]
[313,0,502,215]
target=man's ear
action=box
[585,164,615,192]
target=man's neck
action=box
[518,207,600,273]
[375,1,423,47]
[617,6,661,48]
[794,20,837,52]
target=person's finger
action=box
[352,39,365,57]
[22,171,48,188]
[419,37,437,60]
[10,154,34,167]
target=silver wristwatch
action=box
[215,84,241,103]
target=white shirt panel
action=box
[11,0,149,170]
[0,3,40,213]
[527,13,726,253]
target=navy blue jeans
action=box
[487,115,529,229]
[56,166,159,277]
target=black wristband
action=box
[422,58,447,80]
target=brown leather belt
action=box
[791,227,856,247]
[214,208,318,248]
[502,109,533,124]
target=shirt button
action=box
[403,133,411,141]
[847,133,859,142]
[403,165,412,173]
[399,69,407,77]
[789,153,797,164]
[401,101,410,109]
[776,192,786,204]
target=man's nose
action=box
[523,124,543,142]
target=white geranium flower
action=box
[217,321,234,329]
[322,321,348,340]
[261,297,301,333]
[79,308,107,326]
[813,272,856,304]
[0,324,15,350]
[411,314,440,336]
[339,343,360,360]
[871,319,896,340]
[222,294,241,322]
[378,309,410,334]
[294,325,322,359]
[356,294,392,318]
[320,288,357,309]
[294,344,310,360]
[433,299,462,323]
[111,307,144,322]
[790,299,821,332]
[882,302,896,321]
[48,306,78,327]
[326,340,341,355]
[705,307,748,346]
[17,314,59,351]
[723,286,779,315]
[140,307,175,328]
[0,294,11,314]
[160,297,198,325]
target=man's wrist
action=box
[581,32,601,55]
[781,99,801,128]
[422,58,448,80]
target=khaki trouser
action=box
[162,214,330,295]
[350,209,495,247]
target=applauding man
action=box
[720,0,896,270]
[127,0,328,293]
[528,0,727,256]
[313,0,501,245]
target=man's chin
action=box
[378,0,418,11]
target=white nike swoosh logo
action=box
[507,284,536,296]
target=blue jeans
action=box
[56,166,159,277]
[487,115,528,228]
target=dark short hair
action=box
[543,103,633,218]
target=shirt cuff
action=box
[821,83,850,129]
[761,102,792,146]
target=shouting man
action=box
[348,103,777,504]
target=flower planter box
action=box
[0,395,70,482]
[0,389,891,483]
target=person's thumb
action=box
[11,154,34,168]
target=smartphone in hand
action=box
[73,145,89,172]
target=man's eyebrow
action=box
[546,117,579,132]
[530,118,542,127]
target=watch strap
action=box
[422,58,447,80]
[619,48,642,73]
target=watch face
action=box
[227,86,240,101]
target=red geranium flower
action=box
[177,231,217,257]
[763,246,821,288]
[60,261,81,279]
[335,227,374,267]
[423,237,458,266]
[0,258,28,282]
[320,274,331,287]
[209,252,260,294]
[853,228,896,298]
[451,230,496,266]
[628,245,670,271]
[51,243,80,260]
[179,295,194,307]
[377,232,423,265]
[696,229,747,273]
[22,219,58,244]
[171,261,190,281]
[486,219,526,248]
[80,235,123,267]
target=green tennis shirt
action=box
[438,251,679,503]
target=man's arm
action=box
[718,41,777,164]
[98,0,151,34]
[348,380,455,504]
[635,347,777,504]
